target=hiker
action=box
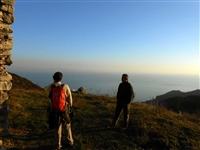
[44,72,74,150]
[108,74,134,130]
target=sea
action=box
[11,71,200,102]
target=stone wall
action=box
[0,0,15,146]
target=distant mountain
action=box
[144,89,200,114]
[145,89,200,104]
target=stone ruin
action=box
[0,0,15,147]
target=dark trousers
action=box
[112,103,130,128]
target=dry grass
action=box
[1,73,200,150]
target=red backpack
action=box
[50,84,68,112]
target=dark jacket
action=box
[117,82,134,104]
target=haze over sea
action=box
[8,1,199,101]
[11,71,199,102]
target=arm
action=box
[129,84,134,102]
[116,83,121,100]
[64,84,73,106]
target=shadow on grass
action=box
[7,146,53,150]
[7,130,53,141]
[5,130,54,150]
[6,123,136,150]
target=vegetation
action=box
[163,96,200,115]
[1,73,200,150]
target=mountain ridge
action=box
[145,89,200,104]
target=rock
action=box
[1,12,14,24]
[77,87,87,94]
[0,23,13,33]
[0,80,12,90]
[0,40,13,50]
[0,4,14,14]
[0,0,15,5]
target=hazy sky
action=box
[8,0,199,75]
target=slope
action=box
[1,73,200,150]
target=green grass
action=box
[2,73,200,150]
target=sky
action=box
[7,0,199,76]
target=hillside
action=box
[145,89,200,105]
[9,72,43,90]
[2,73,200,150]
[144,90,200,115]
[162,95,200,114]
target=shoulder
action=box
[44,83,53,89]
[125,82,133,88]
[127,82,132,86]
[119,83,123,86]
[62,84,69,88]
[44,83,53,94]
[63,84,71,90]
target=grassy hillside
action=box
[2,73,200,150]
[163,96,200,115]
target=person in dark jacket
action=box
[108,74,134,130]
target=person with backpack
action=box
[108,74,134,130]
[44,72,73,150]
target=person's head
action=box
[121,74,129,82]
[53,72,63,82]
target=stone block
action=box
[0,81,11,90]
[0,56,12,65]
[1,12,14,24]
[0,91,9,103]
[0,71,12,81]
[0,11,2,22]
[0,40,13,50]
[0,50,11,56]
[0,23,12,33]
[4,34,12,40]
[0,0,15,5]
[0,65,5,72]
[0,33,13,41]
[0,4,14,14]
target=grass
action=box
[1,73,200,150]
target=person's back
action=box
[44,72,74,150]
[117,81,134,104]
